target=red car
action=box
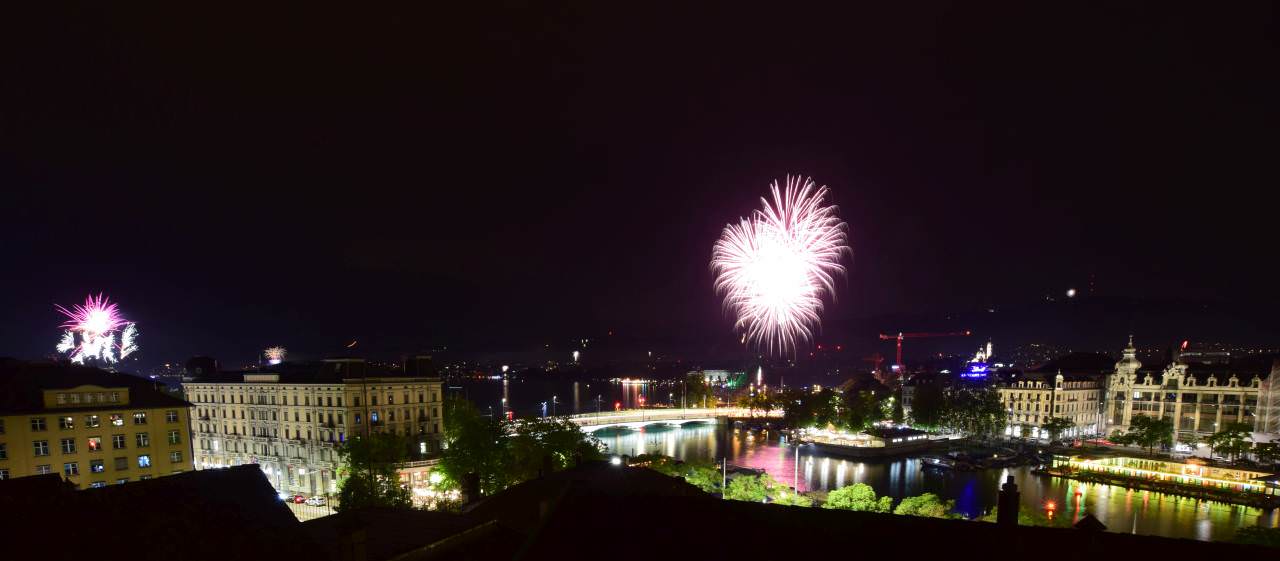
[292,494,306,504]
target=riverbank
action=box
[1036,466,1280,509]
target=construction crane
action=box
[879,330,972,374]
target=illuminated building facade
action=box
[182,357,443,497]
[0,360,194,486]
[999,372,1105,439]
[1105,337,1279,439]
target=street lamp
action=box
[552,395,558,416]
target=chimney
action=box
[996,475,1019,527]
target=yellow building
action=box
[0,360,194,486]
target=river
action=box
[457,379,1279,542]
[597,422,1279,542]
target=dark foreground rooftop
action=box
[3,460,1273,560]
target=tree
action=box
[336,432,413,511]
[771,491,813,507]
[1178,432,1201,450]
[684,373,716,408]
[892,493,954,518]
[724,475,769,502]
[1255,443,1280,469]
[944,387,1006,439]
[438,398,513,496]
[822,483,892,513]
[844,390,886,432]
[506,416,604,483]
[1112,415,1174,457]
[890,391,905,425]
[909,383,946,429]
[1040,417,1075,443]
[1209,422,1253,462]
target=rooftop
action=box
[0,358,191,415]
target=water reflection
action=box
[598,424,1278,542]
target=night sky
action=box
[3,4,1277,368]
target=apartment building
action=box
[182,357,443,497]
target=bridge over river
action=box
[566,407,781,432]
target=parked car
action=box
[305,496,327,506]
[292,494,306,504]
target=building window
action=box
[0,443,6,460]
[138,455,151,468]
[90,459,105,473]
[165,430,179,445]
[170,451,183,463]
[166,410,178,423]
[86,415,100,428]
[87,437,102,451]
[0,469,9,480]
[136,433,150,447]
[0,419,5,433]
[355,414,362,425]
[89,481,107,488]
[140,475,152,481]
[35,465,51,475]
[112,435,126,449]
[34,440,50,456]
[114,457,127,470]
[338,396,343,407]
[60,438,76,454]
[59,416,75,430]
[64,462,79,476]
[133,412,147,425]
[109,392,119,403]
[31,417,47,432]
[57,393,67,404]
[110,414,124,427]
[115,478,128,484]
[69,393,81,404]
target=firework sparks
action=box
[264,346,287,365]
[54,293,139,364]
[711,175,849,354]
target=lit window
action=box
[138,455,151,468]
[86,415,100,428]
[110,414,124,427]
[59,416,74,430]
[116,478,128,484]
[90,460,105,473]
[0,469,9,480]
[89,481,107,488]
[133,412,147,425]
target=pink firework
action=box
[54,293,139,364]
[56,293,126,336]
[711,176,850,354]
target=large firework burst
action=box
[54,293,139,364]
[711,176,849,354]
[264,346,287,365]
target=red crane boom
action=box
[878,330,972,373]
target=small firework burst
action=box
[264,346,287,365]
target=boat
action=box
[921,456,956,470]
